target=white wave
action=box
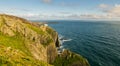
[60,45,64,49]
[62,39,72,42]
[57,34,72,54]
[58,34,72,45]
[59,34,64,40]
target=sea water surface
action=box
[43,20,120,66]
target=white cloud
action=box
[80,14,114,19]
[41,0,52,4]
[99,4,109,9]
[2,4,120,20]
[60,2,80,7]
[107,4,120,15]
[77,4,120,20]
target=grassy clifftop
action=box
[0,14,90,66]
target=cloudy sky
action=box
[0,0,120,20]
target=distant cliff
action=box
[0,14,90,66]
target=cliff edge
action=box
[0,14,90,66]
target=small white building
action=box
[44,24,48,26]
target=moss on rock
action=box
[52,50,90,66]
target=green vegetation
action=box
[46,27,57,39]
[52,50,90,66]
[0,32,31,56]
[0,14,90,66]
[42,37,53,47]
[0,16,5,27]
[0,45,51,66]
[26,23,45,35]
[26,23,54,46]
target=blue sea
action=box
[43,20,120,66]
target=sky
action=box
[0,0,120,20]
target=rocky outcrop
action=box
[0,14,58,63]
[53,50,90,66]
[0,14,90,66]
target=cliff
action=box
[0,14,90,66]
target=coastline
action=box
[0,14,90,66]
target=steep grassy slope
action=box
[0,14,57,65]
[0,14,90,66]
[0,45,51,66]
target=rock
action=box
[0,14,58,63]
[53,50,90,66]
[0,25,15,36]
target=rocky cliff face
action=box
[0,14,90,66]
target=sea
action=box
[37,20,120,66]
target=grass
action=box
[46,27,57,39]
[53,55,86,66]
[0,32,31,56]
[26,23,54,47]
[0,32,50,66]
[41,36,53,47]
[0,45,51,66]
[0,14,90,66]
[26,23,45,35]
[0,17,5,27]
[0,22,53,66]
[52,50,90,66]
